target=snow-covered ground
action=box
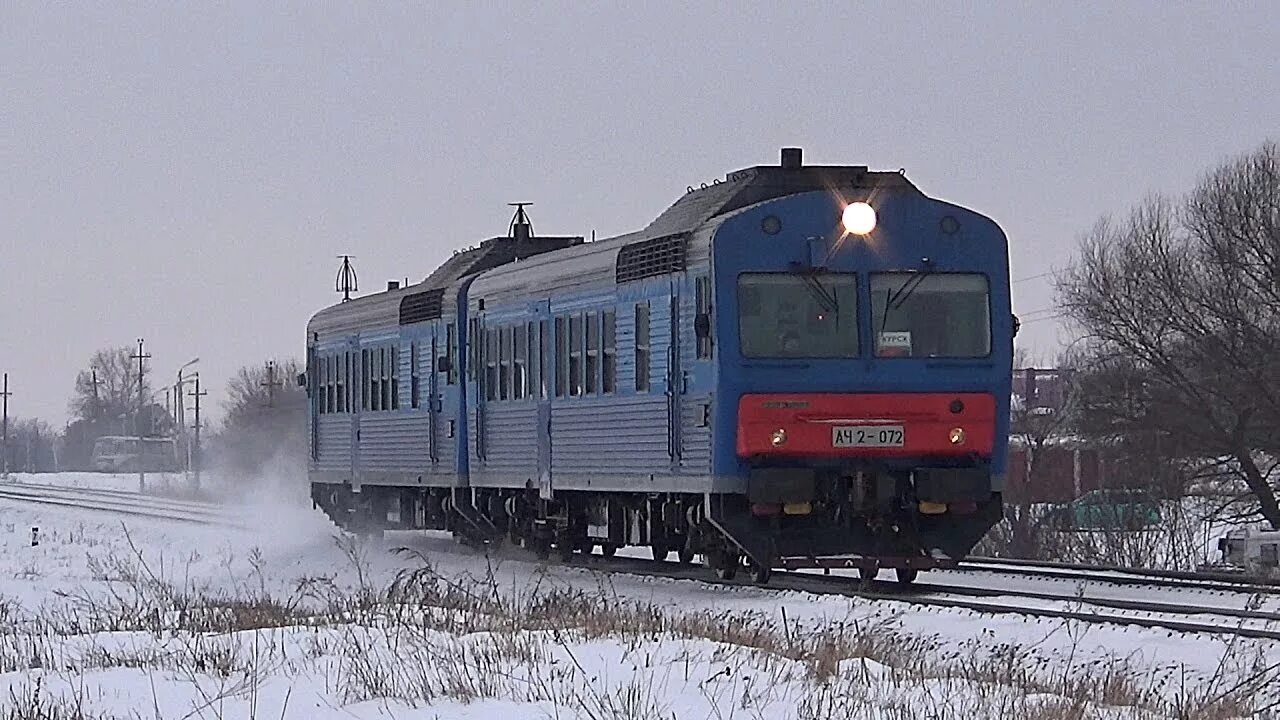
[0,472,1276,718]
[5,471,227,497]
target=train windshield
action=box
[738,273,859,358]
[870,273,991,358]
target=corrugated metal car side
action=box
[679,393,712,473]
[550,396,669,476]
[355,414,430,472]
[471,402,538,485]
[315,416,352,472]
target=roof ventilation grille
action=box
[399,288,445,324]
[615,234,687,283]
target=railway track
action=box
[536,548,1280,642]
[961,556,1280,594]
[0,481,239,527]
[7,482,1275,640]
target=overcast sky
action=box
[1,4,1276,425]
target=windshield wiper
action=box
[793,268,840,314]
[881,271,931,331]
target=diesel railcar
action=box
[305,148,1013,583]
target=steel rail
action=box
[0,486,240,528]
[856,577,1280,623]
[536,552,1280,643]
[0,481,221,514]
[0,484,227,519]
[964,555,1280,591]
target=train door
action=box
[307,345,319,462]
[436,319,460,481]
[471,315,488,466]
[350,339,363,488]
[666,279,683,465]
[427,327,440,465]
[534,304,552,499]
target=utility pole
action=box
[131,339,151,491]
[174,358,199,472]
[261,361,282,408]
[1,374,10,480]
[90,369,101,422]
[189,374,207,491]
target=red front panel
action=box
[737,393,996,458]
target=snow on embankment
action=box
[0,473,1274,718]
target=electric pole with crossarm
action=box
[261,360,283,408]
[190,374,207,491]
[131,339,151,491]
[1,374,11,481]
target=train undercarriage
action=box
[311,469,1001,586]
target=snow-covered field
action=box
[0,472,1276,718]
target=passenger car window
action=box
[737,273,858,358]
[635,303,650,391]
[569,315,583,396]
[870,273,990,358]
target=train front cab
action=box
[707,188,1012,577]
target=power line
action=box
[1021,313,1068,325]
[1013,270,1057,284]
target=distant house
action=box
[1006,367,1108,504]
[1011,368,1074,416]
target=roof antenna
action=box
[508,202,534,242]
[335,255,358,302]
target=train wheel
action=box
[558,527,583,561]
[857,562,879,587]
[531,536,551,561]
[715,560,739,581]
[600,543,618,558]
[710,550,740,581]
[895,567,918,586]
[750,561,772,585]
[556,539,576,562]
[651,543,671,562]
[677,544,696,565]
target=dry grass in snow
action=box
[0,528,1277,720]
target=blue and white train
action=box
[305,148,1013,583]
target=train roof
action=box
[642,153,920,238]
[468,151,927,299]
[307,233,583,337]
[308,149,924,336]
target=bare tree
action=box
[1058,141,1280,527]
[3,418,56,472]
[211,360,306,478]
[1069,356,1187,497]
[68,346,152,431]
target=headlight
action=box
[842,202,877,235]
[949,427,966,445]
[771,428,788,447]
